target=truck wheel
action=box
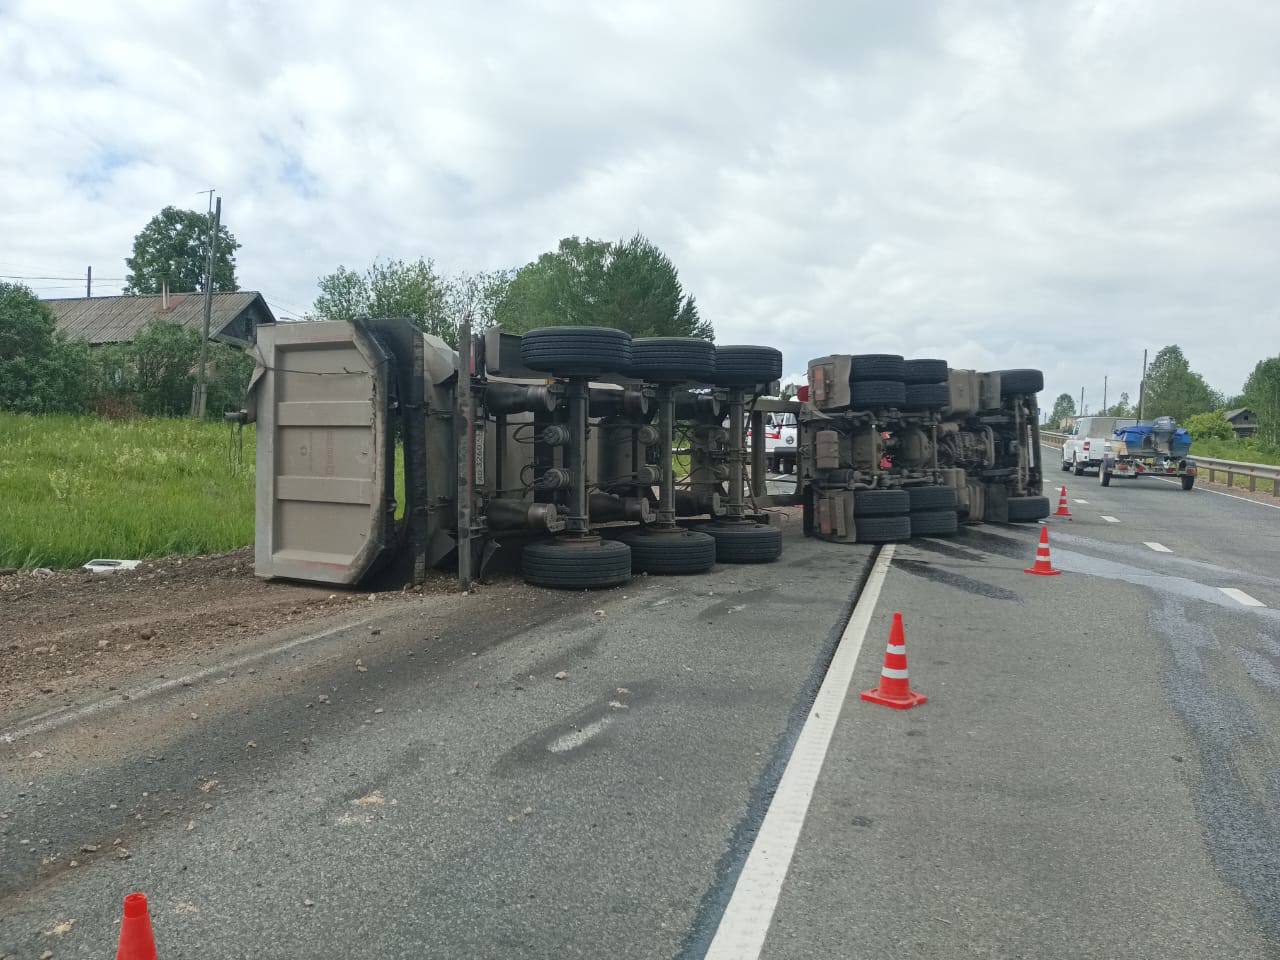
[906,485,957,511]
[909,509,959,537]
[1100,470,1111,487]
[850,380,907,410]
[704,521,783,563]
[1006,495,1050,523]
[1072,458,1084,477]
[628,337,717,383]
[903,358,949,384]
[855,514,912,543]
[996,368,1044,395]
[521,326,632,376]
[522,537,632,589]
[1060,453,1071,472]
[710,345,783,386]
[1181,474,1196,491]
[850,354,906,382]
[903,382,950,410]
[853,488,910,516]
[615,528,715,574]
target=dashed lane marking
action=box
[703,545,896,960]
[1101,515,1120,523]
[1220,587,1266,608]
[1145,542,1172,553]
[1073,498,1089,504]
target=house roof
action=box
[1224,408,1252,420]
[45,291,275,346]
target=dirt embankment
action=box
[0,549,449,721]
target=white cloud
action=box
[2,0,1277,406]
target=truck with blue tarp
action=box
[1098,416,1197,489]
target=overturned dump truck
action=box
[799,356,1047,543]
[237,318,790,590]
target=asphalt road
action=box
[4,451,1280,959]
[761,448,1280,959]
[0,514,874,959]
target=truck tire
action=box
[521,326,632,376]
[1006,495,1050,523]
[907,485,957,511]
[853,488,910,516]
[855,515,912,543]
[1181,474,1196,490]
[522,538,632,589]
[996,368,1044,395]
[903,382,950,410]
[615,528,715,574]
[1072,457,1085,476]
[628,337,717,383]
[704,521,783,563]
[903,358,949,384]
[710,345,783,386]
[909,509,959,537]
[850,380,906,410]
[850,354,906,382]
[1060,456,1071,472]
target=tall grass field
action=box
[0,413,256,569]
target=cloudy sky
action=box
[3,0,1277,408]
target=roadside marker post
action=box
[1024,526,1061,576]
[859,612,927,710]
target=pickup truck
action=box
[1060,416,1136,476]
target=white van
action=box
[1061,416,1138,475]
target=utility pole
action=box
[191,196,220,419]
[1137,349,1148,421]
[1102,375,1108,415]
[86,266,92,298]
[1080,387,1085,418]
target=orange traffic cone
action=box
[1053,485,1072,518]
[116,893,158,960]
[1024,526,1061,576]
[860,612,927,710]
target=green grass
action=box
[1188,436,1280,466]
[0,413,256,569]
[1188,436,1280,495]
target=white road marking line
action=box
[1220,587,1266,608]
[1073,498,1089,504]
[704,545,896,960]
[1145,542,1172,553]
[1153,475,1280,510]
[1101,515,1120,523]
[2,613,383,744]
[548,718,613,753]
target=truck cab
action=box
[1061,416,1137,476]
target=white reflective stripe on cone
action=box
[880,667,910,679]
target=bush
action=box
[0,282,95,413]
[91,319,255,418]
[1185,410,1234,442]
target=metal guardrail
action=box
[1041,430,1280,497]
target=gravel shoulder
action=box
[0,548,458,724]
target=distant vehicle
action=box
[1099,417,1197,489]
[1060,416,1138,475]
[764,412,797,474]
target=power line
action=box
[1,273,126,281]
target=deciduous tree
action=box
[124,206,240,295]
[1142,345,1220,422]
